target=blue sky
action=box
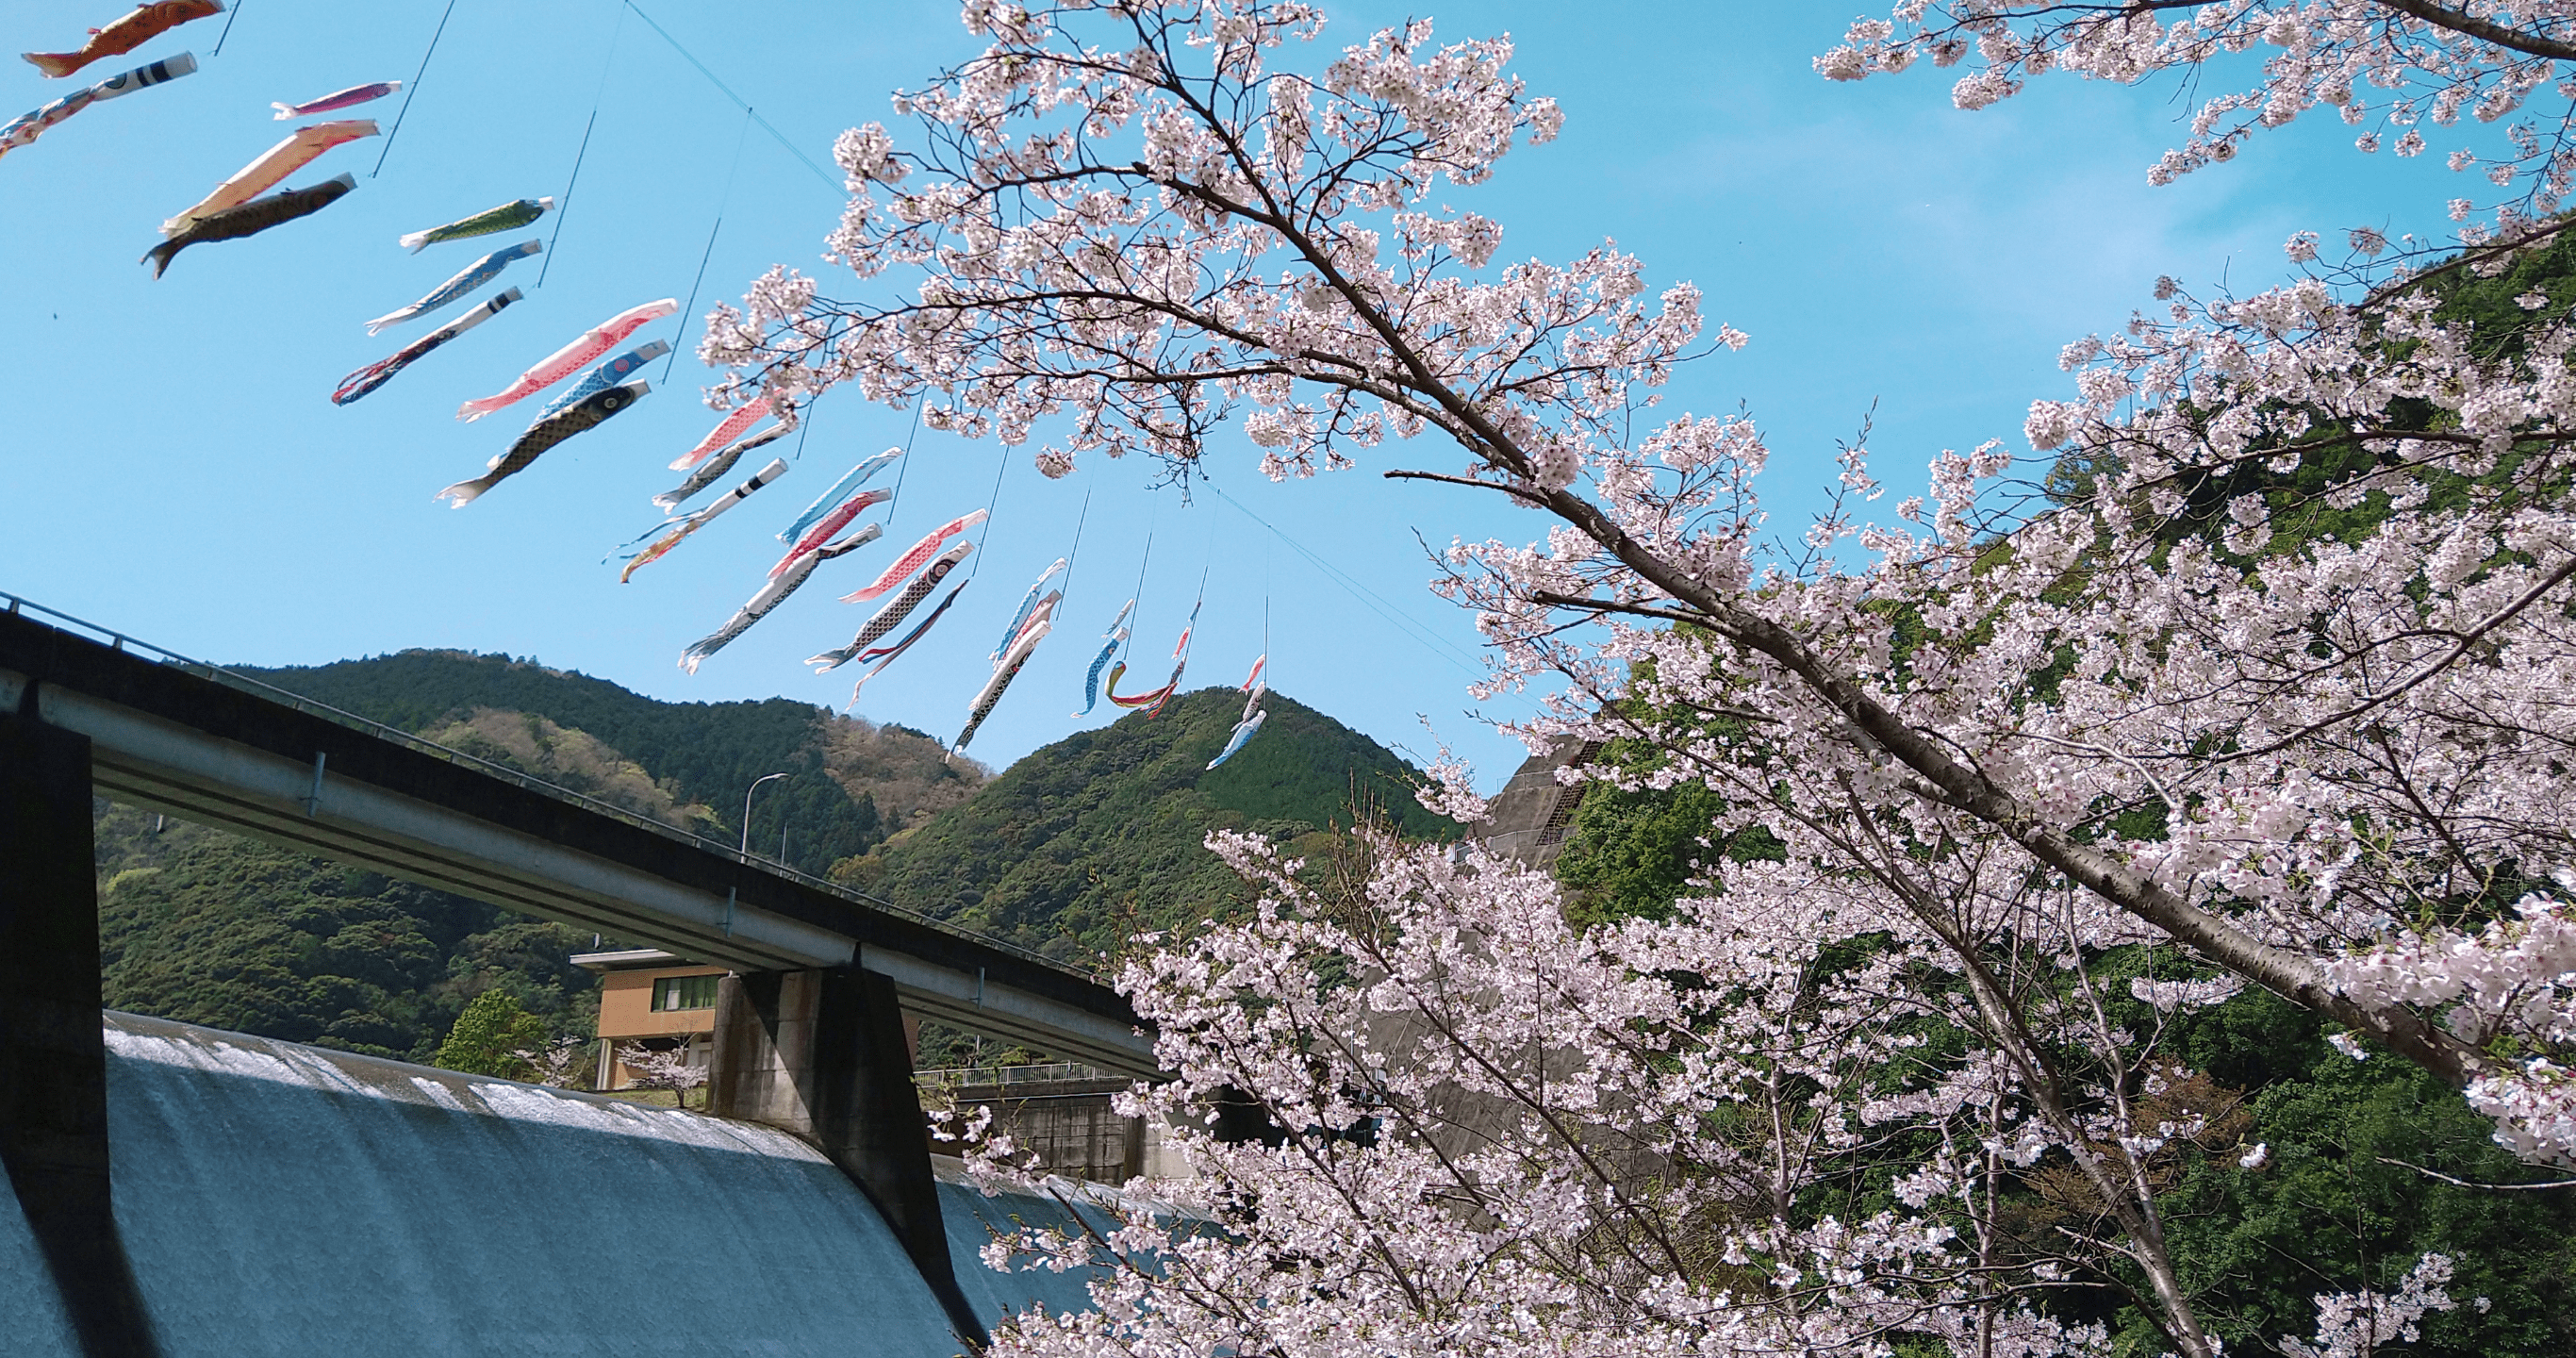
[0,1,2486,791]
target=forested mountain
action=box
[837,685,1451,964]
[92,650,1444,1066]
[235,649,980,873]
[94,648,981,1063]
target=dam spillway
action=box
[4,1012,1118,1355]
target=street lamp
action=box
[740,772,788,864]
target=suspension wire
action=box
[1208,484,1489,682]
[664,105,753,383]
[1058,487,1094,604]
[1120,503,1158,663]
[537,0,625,290]
[882,403,924,526]
[621,0,840,196]
[966,444,1010,583]
[211,1,242,57]
[790,397,817,459]
[371,0,457,179]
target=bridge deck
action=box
[0,602,1154,1076]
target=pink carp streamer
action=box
[618,456,787,584]
[272,81,398,119]
[844,578,969,707]
[810,541,970,672]
[770,489,890,577]
[669,403,773,471]
[159,119,375,237]
[456,298,676,422]
[839,510,987,602]
[1240,653,1265,691]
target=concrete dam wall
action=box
[5,1013,1116,1355]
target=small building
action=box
[571,948,725,1093]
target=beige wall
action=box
[596,967,725,1040]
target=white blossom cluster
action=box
[1817,0,2576,219]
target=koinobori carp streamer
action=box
[668,403,773,472]
[333,287,520,406]
[1106,597,1201,720]
[456,298,676,422]
[652,424,785,510]
[399,196,553,253]
[810,541,970,672]
[677,524,883,676]
[145,172,354,278]
[160,119,375,238]
[1071,598,1132,717]
[22,1,220,79]
[363,238,538,335]
[272,81,399,120]
[842,578,969,706]
[777,449,900,544]
[435,379,648,507]
[617,458,788,583]
[953,619,1051,755]
[839,510,987,603]
[534,340,670,422]
[1207,706,1267,770]
[771,489,890,577]
[0,51,195,164]
[991,558,1066,671]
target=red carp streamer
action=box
[839,510,987,603]
[457,298,676,422]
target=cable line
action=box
[621,0,840,196]
[537,0,625,290]
[665,105,753,383]
[210,0,242,57]
[1209,485,1490,682]
[371,0,456,179]
[966,444,1010,583]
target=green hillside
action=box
[94,648,981,1063]
[94,803,599,1064]
[91,652,1442,1067]
[839,685,1451,963]
[234,649,979,875]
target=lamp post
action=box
[740,772,787,864]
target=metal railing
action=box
[2,589,1098,983]
[915,1061,1110,1090]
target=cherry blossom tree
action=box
[705,0,2576,1351]
[619,1038,709,1109]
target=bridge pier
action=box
[0,694,161,1358]
[708,968,983,1347]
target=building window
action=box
[652,974,720,1012]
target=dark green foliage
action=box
[1554,777,1734,926]
[96,806,597,1063]
[2142,990,2576,1358]
[229,649,964,875]
[850,687,1448,963]
[434,989,553,1080]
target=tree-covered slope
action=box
[94,804,597,1064]
[92,647,983,1062]
[234,648,979,875]
[840,686,1450,961]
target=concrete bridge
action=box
[0,600,1161,1356]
